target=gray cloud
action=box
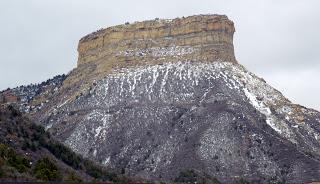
[0,0,319,110]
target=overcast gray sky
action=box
[0,0,319,110]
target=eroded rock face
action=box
[78,14,236,67]
[66,15,237,95]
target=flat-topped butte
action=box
[54,15,238,103]
[77,14,237,71]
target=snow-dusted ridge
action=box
[62,61,320,154]
[96,61,295,136]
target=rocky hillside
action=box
[0,74,67,114]
[2,14,320,184]
[0,105,154,183]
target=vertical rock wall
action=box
[77,15,236,74]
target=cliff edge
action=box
[77,14,236,72]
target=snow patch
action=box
[243,88,282,133]
[45,122,53,131]
[117,46,198,58]
[103,156,111,165]
[57,99,70,108]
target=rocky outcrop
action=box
[0,92,19,104]
[77,15,236,78]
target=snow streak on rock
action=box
[117,46,199,58]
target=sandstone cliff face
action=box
[76,15,236,82]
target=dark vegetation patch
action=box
[0,105,153,183]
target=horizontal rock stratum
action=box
[77,14,236,73]
[3,14,320,184]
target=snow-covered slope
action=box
[41,61,320,183]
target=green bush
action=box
[0,144,30,173]
[44,141,82,169]
[8,105,21,117]
[64,171,83,182]
[174,169,197,183]
[7,154,29,173]
[83,160,118,182]
[33,157,61,181]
